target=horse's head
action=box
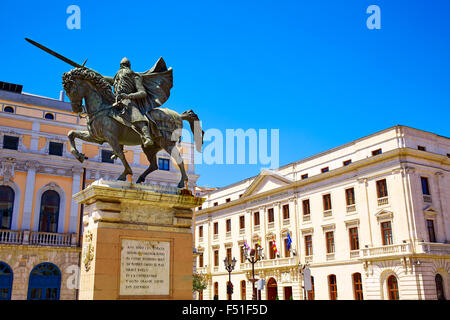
[62,68,115,114]
[62,69,85,114]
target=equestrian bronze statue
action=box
[26,38,203,189]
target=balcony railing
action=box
[267,222,275,229]
[0,229,77,247]
[323,209,332,217]
[377,196,389,206]
[326,253,335,261]
[346,204,356,213]
[303,214,311,222]
[417,242,450,255]
[361,242,411,258]
[283,218,290,226]
[350,250,360,258]
[241,256,296,271]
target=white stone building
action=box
[194,125,450,300]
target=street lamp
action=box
[243,245,265,300]
[224,257,237,300]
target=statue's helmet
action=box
[120,57,131,68]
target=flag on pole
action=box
[272,235,278,255]
[287,232,292,251]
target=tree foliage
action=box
[193,272,208,292]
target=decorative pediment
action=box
[375,209,393,221]
[242,169,293,197]
[423,205,438,216]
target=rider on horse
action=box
[103,57,171,148]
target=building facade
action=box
[0,82,199,300]
[194,126,450,300]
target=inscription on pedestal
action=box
[120,239,170,296]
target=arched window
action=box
[241,280,246,300]
[328,274,337,300]
[3,106,14,113]
[39,190,60,233]
[44,113,54,120]
[352,272,363,300]
[0,186,14,230]
[435,274,446,300]
[387,275,399,300]
[27,263,61,300]
[0,262,13,300]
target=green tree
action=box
[193,272,208,293]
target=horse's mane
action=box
[62,68,115,104]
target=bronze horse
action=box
[63,67,203,188]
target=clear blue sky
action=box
[1,0,449,188]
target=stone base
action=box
[73,179,204,300]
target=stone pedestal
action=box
[73,179,204,300]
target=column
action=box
[69,167,83,233]
[21,161,38,230]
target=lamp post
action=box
[243,245,264,300]
[224,257,237,300]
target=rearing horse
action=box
[63,67,203,188]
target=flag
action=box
[272,235,278,255]
[243,240,251,253]
[287,232,292,251]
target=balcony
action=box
[361,242,411,258]
[350,250,360,259]
[416,242,450,255]
[303,214,311,222]
[283,218,290,226]
[0,229,77,247]
[213,233,218,241]
[239,228,245,235]
[241,256,296,271]
[254,225,260,232]
[346,204,356,213]
[323,209,332,218]
[267,222,275,229]
[326,253,335,261]
[377,196,389,206]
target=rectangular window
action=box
[284,238,290,257]
[226,219,231,232]
[226,248,232,263]
[240,246,245,263]
[49,142,63,156]
[269,241,275,259]
[282,204,290,220]
[421,177,430,195]
[349,227,359,250]
[343,159,352,166]
[323,194,332,211]
[2,135,19,150]
[326,231,335,253]
[254,212,260,226]
[345,188,355,206]
[101,149,114,163]
[214,222,218,235]
[381,221,393,245]
[372,148,382,156]
[302,199,310,216]
[199,253,204,267]
[239,216,245,229]
[301,174,308,180]
[214,250,219,266]
[198,226,203,238]
[213,202,218,206]
[417,145,426,151]
[376,179,388,198]
[321,167,329,173]
[304,235,313,256]
[426,219,436,242]
[226,198,231,203]
[158,158,170,171]
[267,208,274,223]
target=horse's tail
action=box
[180,109,204,153]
